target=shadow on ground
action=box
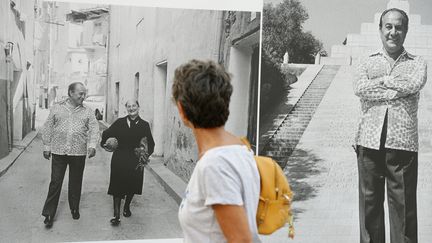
[259,85,293,150]
[284,148,325,203]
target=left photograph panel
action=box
[0,0,260,241]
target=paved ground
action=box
[0,133,182,242]
[261,64,432,242]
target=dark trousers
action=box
[357,116,418,243]
[42,154,86,217]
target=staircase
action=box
[260,65,340,168]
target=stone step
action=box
[260,64,341,168]
[274,130,304,135]
[287,113,313,118]
[297,98,324,102]
[291,105,317,110]
[266,143,298,149]
[281,117,310,123]
[291,108,314,112]
[291,107,315,112]
[295,100,323,104]
[290,109,315,113]
[300,93,328,96]
[266,145,298,152]
[290,110,315,115]
[282,114,310,119]
[267,138,299,144]
[267,141,300,148]
[273,133,303,139]
[278,124,308,130]
[275,133,305,139]
[282,120,310,125]
[265,151,293,158]
[272,137,302,142]
[266,139,297,146]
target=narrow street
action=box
[0,133,182,242]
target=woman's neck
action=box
[193,126,241,159]
[128,114,138,120]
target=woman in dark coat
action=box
[100,99,155,225]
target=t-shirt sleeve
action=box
[201,158,243,206]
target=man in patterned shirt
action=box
[41,82,99,227]
[353,8,427,243]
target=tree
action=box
[289,31,323,63]
[263,0,323,64]
[260,48,286,116]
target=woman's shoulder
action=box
[110,116,127,126]
[204,145,252,158]
[116,116,128,122]
[200,145,254,169]
[197,145,258,184]
[137,117,150,126]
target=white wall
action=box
[226,46,252,137]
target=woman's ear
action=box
[176,102,193,128]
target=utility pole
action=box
[5,42,14,152]
[104,6,111,122]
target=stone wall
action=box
[0,0,37,151]
[106,7,260,181]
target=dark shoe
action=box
[110,217,120,226]
[71,209,80,220]
[44,216,53,228]
[123,207,132,217]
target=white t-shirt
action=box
[178,145,261,243]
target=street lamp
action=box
[4,42,14,62]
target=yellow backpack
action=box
[240,137,294,238]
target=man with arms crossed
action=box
[354,8,427,243]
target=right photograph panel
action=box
[259,0,432,242]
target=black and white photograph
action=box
[0,0,260,241]
[259,0,432,242]
[4,0,432,242]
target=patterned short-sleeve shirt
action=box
[41,98,100,156]
[353,49,427,152]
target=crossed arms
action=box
[353,57,427,101]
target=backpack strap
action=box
[239,137,251,149]
[257,196,269,225]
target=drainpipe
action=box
[6,58,14,151]
[217,11,225,64]
[6,61,12,152]
[104,7,111,122]
[32,2,37,131]
[47,2,53,108]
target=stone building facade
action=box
[106,6,260,181]
[0,0,40,159]
[41,2,108,108]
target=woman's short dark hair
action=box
[172,59,233,128]
[379,8,409,31]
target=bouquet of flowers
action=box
[134,137,150,171]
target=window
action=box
[115,82,120,116]
[134,72,139,100]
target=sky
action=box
[266,0,432,52]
